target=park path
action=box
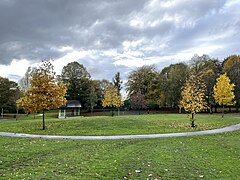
[0,124,239,140]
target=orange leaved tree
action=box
[17,61,67,130]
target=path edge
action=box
[0,124,239,140]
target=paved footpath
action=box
[0,124,239,140]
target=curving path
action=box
[0,124,239,140]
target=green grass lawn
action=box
[0,113,239,179]
[0,113,240,136]
[0,131,239,179]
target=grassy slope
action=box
[0,131,239,179]
[0,113,239,136]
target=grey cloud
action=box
[0,0,239,83]
[0,0,146,65]
[77,52,131,82]
[154,0,239,58]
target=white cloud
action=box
[0,59,30,81]
[57,46,74,52]
[114,58,145,68]
[52,50,90,75]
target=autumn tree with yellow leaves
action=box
[213,73,235,117]
[102,84,123,116]
[17,61,67,130]
[179,74,208,127]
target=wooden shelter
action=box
[58,100,81,118]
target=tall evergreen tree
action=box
[113,72,122,95]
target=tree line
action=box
[126,54,239,113]
[0,54,239,117]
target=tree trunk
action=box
[214,105,217,113]
[229,107,231,113]
[91,106,93,116]
[42,110,45,130]
[111,106,114,116]
[210,104,213,114]
[16,108,18,121]
[222,105,224,118]
[191,120,195,128]
[236,103,239,112]
[191,113,195,127]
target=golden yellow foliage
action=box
[102,85,123,108]
[213,73,235,106]
[180,75,208,115]
[16,61,67,114]
[223,55,240,71]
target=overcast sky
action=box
[0,0,239,82]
